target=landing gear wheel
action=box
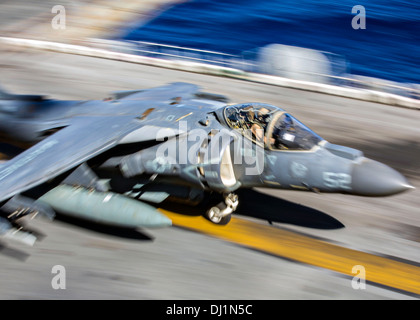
[205,206,231,225]
[204,192,238,225]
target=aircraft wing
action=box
[0,115,176,203]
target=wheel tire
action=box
[205,207,231,225]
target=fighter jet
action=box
[0,82,414,244]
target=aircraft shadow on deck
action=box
[236,189,344,229]
[0,242,30,261]
[159,188,345,230]
[54,214,155,241]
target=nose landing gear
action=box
[205,193,238,225]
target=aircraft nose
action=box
[351,158,415,196]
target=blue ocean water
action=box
[121,0,419,84]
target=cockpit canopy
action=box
[224,103,324,151]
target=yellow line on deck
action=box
[159,210,420,296]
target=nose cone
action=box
[352,158,414,196]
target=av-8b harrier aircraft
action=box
[0,82,414,244]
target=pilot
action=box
[251,107,270,143]
[226,108,242,129]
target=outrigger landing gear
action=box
[0,209,39,246]
[205,193,239,225]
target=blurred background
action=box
[0,0,418,97]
